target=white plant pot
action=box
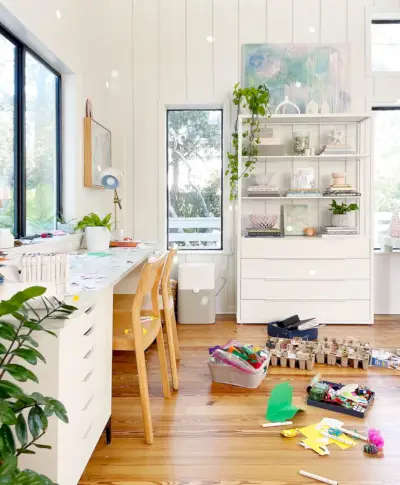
[85,227,111,251]
[331,214,349,227]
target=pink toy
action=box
[368,429,384,450]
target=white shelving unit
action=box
[236,113,373,325]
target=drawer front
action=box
[241,279,370,300]
[241,258,370,280]
[241,237,371,259]
[240,299,371,323]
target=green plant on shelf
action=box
[75,212,113,232]
[0,286,77,484]
[328,200,359,214]
[226,83,271,201]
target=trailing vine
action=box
[226,83,270,200]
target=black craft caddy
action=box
[307,380,375,419]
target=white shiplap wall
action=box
[131,0,400,313]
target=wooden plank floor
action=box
[80,317,400,485]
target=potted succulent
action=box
[329,200,359,227]
[75,212,113,251]
[56,212,76,234]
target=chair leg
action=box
[170,310,181,360]
[156,327,171,398]
[134,348,154,444]
[164,308,179,391]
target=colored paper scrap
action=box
[266,382,303,422]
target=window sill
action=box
[7,234,82,258]
[177,250,233,256]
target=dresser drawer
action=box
[241,237,371,259]
[240,299,371,323]
[241,279,370,300]
[241,258,370,280]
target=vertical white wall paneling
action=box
[267,0,293,42]
[239,0,267,46]
[186,0,214,100]
[320,0,347,43]
[133,0,160,240]
[373,0,400,9]
[213,0,239,100]
[160,0,186,101]
[293,0,321,43]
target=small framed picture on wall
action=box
[84,117,112,188]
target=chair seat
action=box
[113,294,160,351]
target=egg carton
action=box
[269,351,316,370]
[315,337,370,369]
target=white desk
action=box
[18,245,157,484]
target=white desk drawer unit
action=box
[238,237,373,324]
[19,287,113,485]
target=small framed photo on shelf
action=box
[283,204,309,236]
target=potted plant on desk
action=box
[75,212,113,251]
[329,200,359,227]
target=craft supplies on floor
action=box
[267,314,319,340]
[364,429,384,456]
[316,337,370,368]
[208,341,270,388]
[266,337,317,370]
[369,347,400,370]
[307,376,375,418]
[266,382,303,422]
[299,470,338,485]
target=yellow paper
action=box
[298,423,355,450]
[302,437,329,456]
[281,428,299,438]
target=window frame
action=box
[166,108,224,251]
[372,106,400,250]
[0,22,62,238]
[371,19,400,74]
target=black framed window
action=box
[0,24,61,237]
[372,107,400,249]
[167,109,223,250]
[371,20,400,72]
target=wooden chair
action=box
[113,254,170,444]
[160,248,180,391]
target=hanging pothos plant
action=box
[226,83,271,200]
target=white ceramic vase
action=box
[85,227,111,251]
[331,214,349,227]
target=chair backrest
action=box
[133,253,166,317]
[161,248,176,298]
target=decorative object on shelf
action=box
[388,207,400,237]
[329,200,359,227]
[332,172,346,185]
[320,100,330,114]
[242,43,351,113]
[283,204,309,236]
[306,100,319,114]
[328,128,345,145]
[287,188,322,198]
[320,226,358,237]
[250,214,278,229]
[0,286,77,483]
[247,173,279,197]
[226,83,271,200]
[275,96,300,114]
[255,173,275,186]
[84,113,112,188]
[304,227,317,237]
[292,167,315,188]
[75,212,113,251]
[293,132,310,155]
[0,227,14,249]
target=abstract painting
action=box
[243,44,351,113]
[84,118,112,188]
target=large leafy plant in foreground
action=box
[0,286,77,484]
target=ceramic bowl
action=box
[250,214,278,229]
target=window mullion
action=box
[15,43,26,238]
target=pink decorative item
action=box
[389,208,400,237]
[250,214,278,229]
[368,429,384,450]
[332,172,346,185]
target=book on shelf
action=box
[320,234,359,238]
[322,144,356,155]
[247,193,281,197]
[248,185,278,192]
[323,191,361,196]
[247,227,280,232]
[246,233,283,238]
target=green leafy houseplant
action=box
[75,212,112,232]
[0,286,77,484]
[226,83,271,200]
[329,200,359,214]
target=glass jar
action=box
[293,131,310,155]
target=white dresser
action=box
[19,288,113,484]
[236,113,373,325]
